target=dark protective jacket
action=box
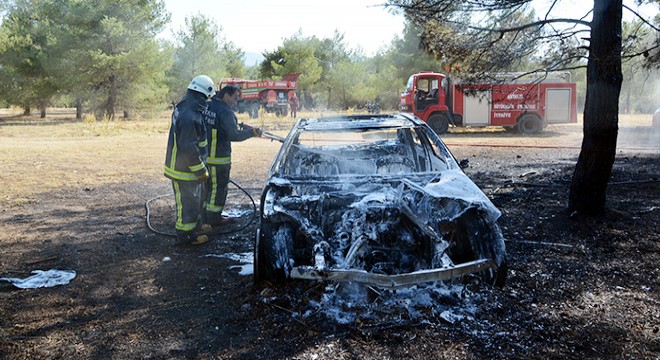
[288,95,299,110]
[164,90,209,181]
[203,99,254,165]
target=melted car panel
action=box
[255,114,507,288]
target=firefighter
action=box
[164,75,216,245]
[288,93,299,118]
[203,85,262,227]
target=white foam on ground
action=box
[206,252,254,275]
[0,269,76,289]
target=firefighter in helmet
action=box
[164,75,216,245]
[202,85,262,227]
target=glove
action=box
[253,128,263,137]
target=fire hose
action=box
[261,131,285,142]
[145,128,284,237]
[145,178,257,237]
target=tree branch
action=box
[622,42,660,60]
[623,4,660,32]
[468,18,591,33]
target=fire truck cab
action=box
[400,72,577,134]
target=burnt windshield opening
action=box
[282,127,449,177]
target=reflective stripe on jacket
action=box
[164,91,209,181]
[203,99,254,165]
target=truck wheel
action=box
[503,126,517,133]
[452,114,463,126]
[428,113,450,135]
[250,103,260,119]
[517,114,542,134]
[254,222,293,285]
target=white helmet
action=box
[187,75,216,98]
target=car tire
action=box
[428,113,450,135]
[452,210,508,287]
[517,114,542,134]
[494,256,507,287]
[254,222,294,285]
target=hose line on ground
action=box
[145,179,257,237]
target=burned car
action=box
[254,114,506,288]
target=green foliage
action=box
[12,1,629,116]
[79,0,170,118]
[256,26,433,111]
[259,48,286,79]
[0,0,60,112]
[0,0,170,118]
[326,60,364,108]
[387,21,443,77]
[166,14,245,103]
[271,31,323,96]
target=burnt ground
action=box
[1,127,659,359]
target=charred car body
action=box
[255,114,506,288]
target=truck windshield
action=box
[405,76,414,92]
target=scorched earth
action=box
[0,116,658,359]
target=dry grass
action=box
[0,108,655,206]
[0,108,327,206]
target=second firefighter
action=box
[203,85,262,226]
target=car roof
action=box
[296,113,424,131]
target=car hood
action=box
[267,169,500,225]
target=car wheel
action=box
[254,222,294,285]
[428,113,450,135]
[494,255,507,287]
[451,210,507,287]
[517,114,542,134]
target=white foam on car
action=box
[301,282,480,325]
[423,169,501,224]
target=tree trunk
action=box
[76,98,83,120]
[23,106,30,116]
[40,107,46,118]
[105,97,115,120]
[568,0,623,216]
[105,75,117,120]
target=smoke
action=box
[616,114,660,152]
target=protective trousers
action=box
[172,179,203,239]
[205,164,231,224]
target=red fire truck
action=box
[219,73,300,118]
[400,72,577,134]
